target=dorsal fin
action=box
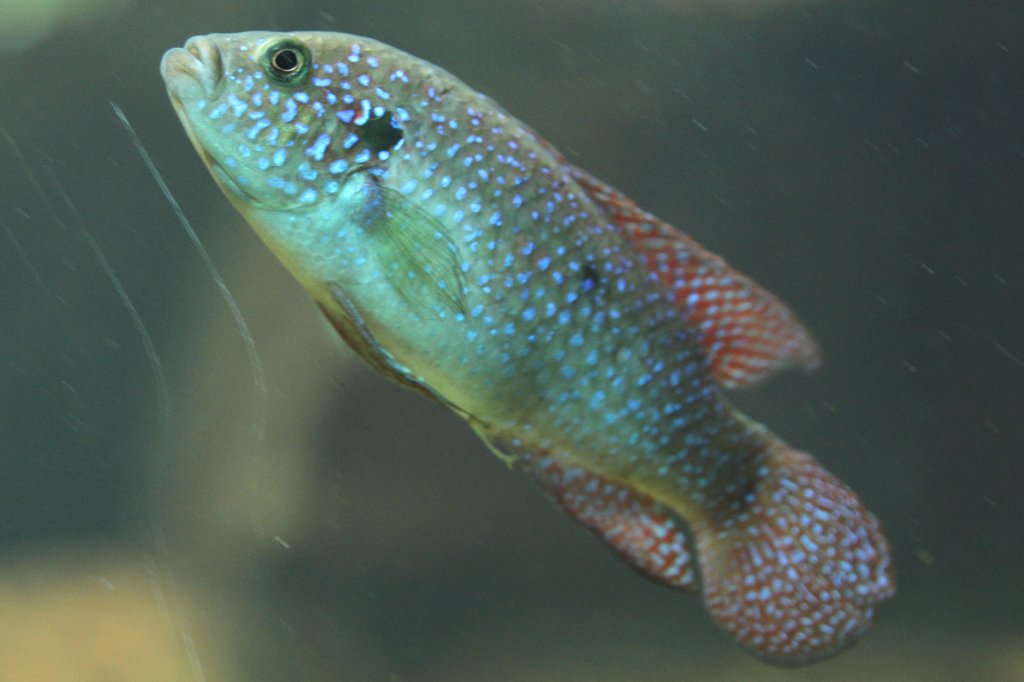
[571,167,821,389]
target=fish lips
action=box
[161,36,224,104]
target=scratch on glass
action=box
[110,101,268,442]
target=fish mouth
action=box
[161,35,323,214]
[160,36,224,103]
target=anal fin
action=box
[529,456,696,590]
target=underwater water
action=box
[1,0,1022,679]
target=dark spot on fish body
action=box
[580,262,601,293]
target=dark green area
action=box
[0,1,1021,679]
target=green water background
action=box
[0,0,1022,679]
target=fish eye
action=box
[261,38,311,83]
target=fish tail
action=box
[693,436,894,665]
[495,429,893,665]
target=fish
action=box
[160,31,894,665]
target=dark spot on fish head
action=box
[360,112,404,156]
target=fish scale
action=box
[162,31,893,665]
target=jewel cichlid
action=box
[161,31,893,665]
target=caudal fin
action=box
[693,441,894,665]
[511,433,892,665]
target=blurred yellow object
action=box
[0,549,235,682]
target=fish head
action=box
[160,31,446,295]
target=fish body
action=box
[161,31,893,665]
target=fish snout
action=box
[160,35,224,101]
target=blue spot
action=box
[281,98,298,123]
[306,133,332,161]
[246,119,270,140]
[355,100,372,125]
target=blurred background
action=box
[0,0,1022,679]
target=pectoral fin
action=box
[367,183,468,317]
